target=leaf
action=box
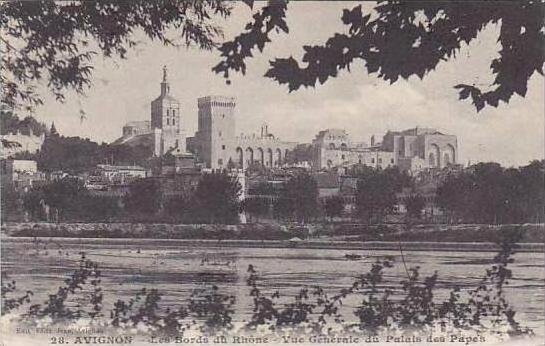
[458,87,471,100]
[242,0,254,9]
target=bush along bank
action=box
[2,222,544,244]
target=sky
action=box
[27,2,544,167]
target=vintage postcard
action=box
[1,1,543,346]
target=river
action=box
[1,237,543,336]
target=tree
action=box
[0,111,48,136]
[77,194,121,222]
[227,1,545,112]
[1,0,231,109]
[37,134,107,173]
[124,178,163,217]
[35,129,150,173]
[283,144,312,165]
[272,197,293,221]
[49,122,58,136]
[1,184,24,221]
[3,2,542,111]
[241,197,270,222]
[164,193,190,223]
[405,194,425,220]
[517,160,545,223]
[437,161,545,224]
[22,186,45,220]
[251,182,275,195]
[22,177,88,221]
[280,173,319,223]
[355,167,410,224]
[324,195,345,221]
[436,171,473,224]
[188,172,241,224]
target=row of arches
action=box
[235,147,289,169]
[428,143,456,168]
[328,142,348,150]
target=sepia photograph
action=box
[0,1,544,346]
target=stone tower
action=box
[151,66,184,156]
[194,96,236,169]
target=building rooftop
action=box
[152,94,180,104]
[315,128,349,138]
[124,120,150,128]
[97,164,146,171]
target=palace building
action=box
[115,67,458,175]
[187,96,296,169]
[310,127,457,173]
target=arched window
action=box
[329,143,335,150]
[167,109,170,116]
[429,144,441,167]
[166,118,170,125]
[429,153,435,166]
[172,109,176,117]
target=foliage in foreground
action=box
[0,229,535,340]
[3,2,543,112]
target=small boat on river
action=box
[345,253,363,260]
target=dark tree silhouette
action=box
[1,0,231,108]
[324,195,345,221]
[281,172,318,223]
[437,161,544,224]
[188,171,241,224]
[164,193,190,223]
[222,1,544,112]
[405,194,425,219]
[0,110,48,136]
[124,178,163,216]
[28,127,151,173]
[22,177,90,221]
[241,197,270,222]
[3,1,542,112]
[355,167,410,224]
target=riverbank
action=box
[1,222,543,252]
[2,235,544,253]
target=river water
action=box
[1,237,543,336]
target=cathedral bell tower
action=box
[150,66,184,156]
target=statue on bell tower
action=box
[160,65,170,96]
